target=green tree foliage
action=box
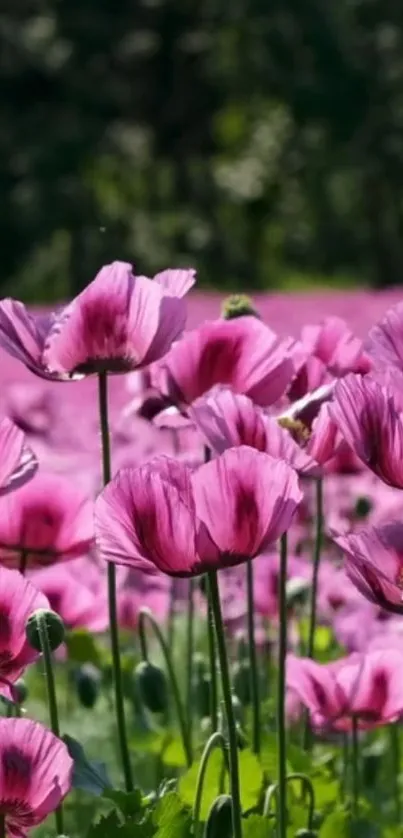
[2,0,403,297]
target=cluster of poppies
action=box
[0,261,403,834]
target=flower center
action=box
[278,417,310,445]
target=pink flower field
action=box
[1,272,403,838]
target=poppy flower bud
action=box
[75,665,101,709]
[221,294,259,320]
[286,577,311,609]
[193,652,207,681]
[13,679,28,705]
[26,609,65,652]
[204,794,233,838]
[354,495,372,520]
[233,660,251,706]
[196,674,211,718]
[135,661,168,714]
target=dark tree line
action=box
[2,0,403,299]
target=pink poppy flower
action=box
[330,374,403,488]
[0,418,37,495]
[366,300,403,372]
[0,567,49,699]
[95,446,302,576]
[0,717,73,836]
[301,316,370,376]
[0,473,94,571]
[44,262,195,377]
[287,649,403,731]
[188,388,320,475]
[30,563,108,633]
[151,316,296,409]
[333,522,403,615]
[0,262,195,380]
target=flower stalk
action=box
[98,371,133,792]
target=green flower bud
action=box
[193,652,207,681]
[75,664,101,709]
[294,830,318,837]
[286,577,311,609]
[204,795,233,838]
[221,294,259,320]
[13,679,28,705]
[354,495,372,519]
[135,661,168,714]
[26,609,65,653]
[196,674,211,718]
[233,660,251,706]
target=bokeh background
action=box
[3,0,403,300]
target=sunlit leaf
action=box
[153,792,191,838]
[103,788,143,819]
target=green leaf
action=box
[319,809,349,838]
[87,808,155,838]
[153,792,191,838]
[66,630,104,667]
[87,811,122,837]
[179,748,263,819]
[238,749,265,811]
[243,814,273,837]
[179,750,227,819]
[162,737,188,768]
[103,788,143,819]
[63,735,112,796]
[312,769,339,808]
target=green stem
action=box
[37,614,63,835]
[390,725,401,823]
[167,583,176,653]
[138,608,193,767]
[206,580,218,730]
[340,734,349,802]
[277,533,288,838]
[246,560,260,754]
[303,476,323,750]
[264,774,315,830]
[307,477,323,659]
[202,448,218,731]
[193,732,228,838]
[98,371,133,792]
[186,579,196,752]
[351,717,359,819]
[207,571,242,838]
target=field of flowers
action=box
[0,266,403,838]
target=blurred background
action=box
[2,0,403,301]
